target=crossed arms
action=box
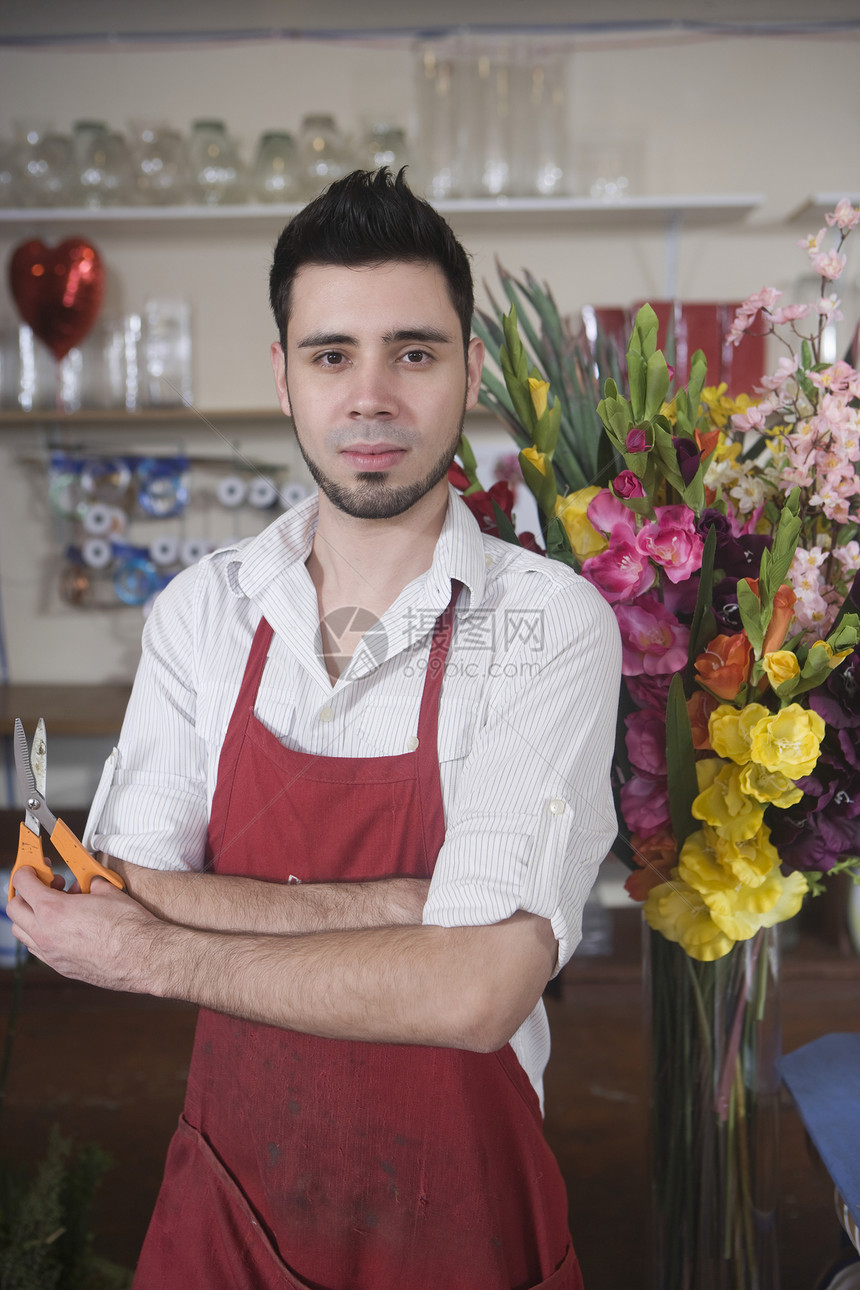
[7,864,557,1054]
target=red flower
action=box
[687,690,719,750]
[460,480,516,534]
[625,828,678,901]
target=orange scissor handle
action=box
[49,818,125,894]
[9,823,54,900]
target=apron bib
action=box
[133,588,581,1290]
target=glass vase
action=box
[644,924,781,1290]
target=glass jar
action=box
[73,121,131,207]
[413,42,465,200]
[298,114,351,198]
[16,124,76,207]
[250,131,301,204]
[363,124,410,175]
[188,119,244,206]
[128,124,189,206]
[0,139,20,207]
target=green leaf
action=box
[627,348,647,421]
[665,673,699,849]
[737,578,765,656]
[800,338,814,370]
[686,526,718,672]
[631,303,659,360]
[518,450,558,517]
[644,349,671,420]
[489,497,526,548]
[545,514,579,569]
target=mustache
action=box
[327,425,418,450]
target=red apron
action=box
[133,587,582,1290]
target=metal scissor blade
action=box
[31,718,47,798]
[13,718,40,835]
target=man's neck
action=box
[307,485,449,624]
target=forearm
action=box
[108,858,429,935]
[146,912,556,1051]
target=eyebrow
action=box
[295,327,455,349]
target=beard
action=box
[292,404,467,521]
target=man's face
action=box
[270,261,484,520]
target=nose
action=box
[347,356,398,420]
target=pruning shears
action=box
[9,717,125,900]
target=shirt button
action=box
[405,735,420,752]
[318,706,334,723]
[548,798,567,815]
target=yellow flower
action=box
[679,823,779,891]
[762,651,800,692]
[738,762,804,808]
[808,640,853,670]
[554,487,608,562]
[702,864,807,942]
[749,704,825,779]
[521,444,548,476]
[701,386,756,431]
[708,703,770,764]
[691,758,765,843]
[643,874,735,962]
[528,377,550,421]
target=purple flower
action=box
[625,708,667,777]
[809,650,860,729]
[625,673,672,709]
[673,436,701,487]
[626,427,649,453]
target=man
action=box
[9,169,621,1289]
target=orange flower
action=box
[746,580,797,655]
[695,426,720,460]
[694,632,753,701]
[687,690,719,750]
[625,829,678,901]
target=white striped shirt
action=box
[85,485,621,1105]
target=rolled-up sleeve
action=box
[84,565,210,871]
[422,572,621,971]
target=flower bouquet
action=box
[455,199,860,1289]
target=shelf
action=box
[788,193,860,224]
[0,407,285,427]
[0,193,765,237]
[0,683,132,737]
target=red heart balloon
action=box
[8,237,105,361]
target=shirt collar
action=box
[233,483,488,611]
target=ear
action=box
[270,342,291,417]
[464,336,485,412]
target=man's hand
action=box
[6,865,171,995]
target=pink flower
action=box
[612,470,646,499]
[825,199,860,231]
[626,426,649,453]
[636,504,704,584]
[614,593,690,676]
[758,353,800,392]
[587,488,637,536]
[625,708,667,777]
[813,250,848,281]
[581,530,655,603]
[818,295,844,322]
[769,304,811,326]
[619,773,671,838]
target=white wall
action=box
[0,31,858,706]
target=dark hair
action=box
[269,167,474,353]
